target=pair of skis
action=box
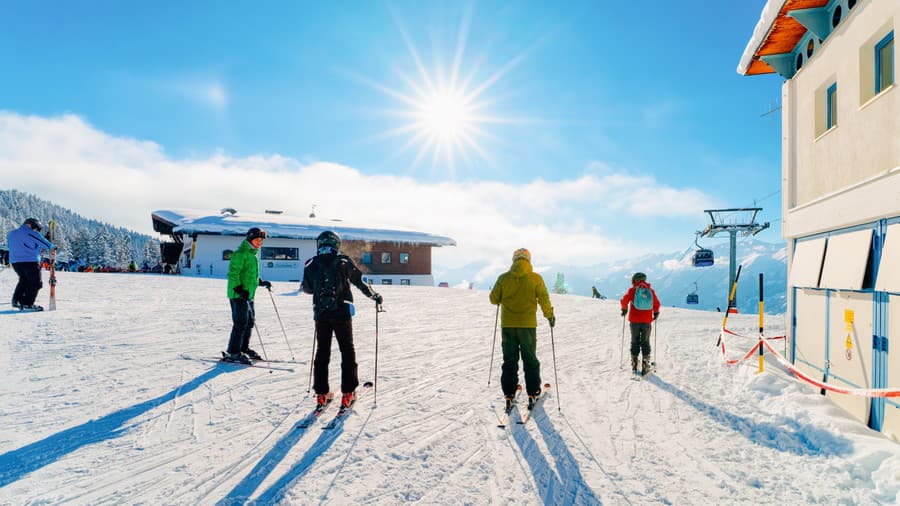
[497,383,551,428]
[297,382,373,430]
[179,354,297,372]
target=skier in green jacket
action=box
[224,227,272,363]
[490,248,555,409]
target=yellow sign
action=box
[844,309,854,332]
[845,336,853,349]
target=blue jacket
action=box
[7,225,55,263]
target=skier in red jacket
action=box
[620,272,660,376]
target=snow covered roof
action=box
[151,209,456,247]
[737,0,828,76]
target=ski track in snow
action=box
[1,271,899,505]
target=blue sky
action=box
[0,0,783,269]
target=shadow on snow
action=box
[646,374,853,457]
[220,408,372,505]
[510,403,601,505]
[0,365,230,487]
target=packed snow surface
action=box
[1,270,899,504]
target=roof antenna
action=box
[309,204,317,218]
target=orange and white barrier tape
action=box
[718,331,761,365]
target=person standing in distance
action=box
[620,272,660,376]
[7,218,55,312]
[224,227,272,364]
[302,230,382,409]
[490,248,555,410]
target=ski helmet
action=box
[316,230,341,250]
[632,272,647,284]
[512,248,531,262]
[23,218,43,232]
[246,227,267,241]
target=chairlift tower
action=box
[699,208,770,305]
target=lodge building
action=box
[151,209,455,286]
[740,0,898,437]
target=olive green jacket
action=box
[227,240,260,300]
[489,258,554,328]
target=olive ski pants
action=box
[500,327,541,397]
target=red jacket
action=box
[620,281,661,323]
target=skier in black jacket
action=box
[302,230,382,409]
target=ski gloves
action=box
[258,279,272,291]
[653,312,660,321]
[547,316,556,328]
[372,293,384,305]
[234,286,250,299]
[620,308,628,317]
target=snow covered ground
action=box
[1,270,899,505]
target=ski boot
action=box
[527,392,542,410]
[341,391,356,409]
[631,355,639,376]
[244,349,263,361]
[641,357,652,376]
[316,393,332,409]
[223,352,251,364]
[20,304,44,312]
[504,395,516,412]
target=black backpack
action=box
[316,255,345,312]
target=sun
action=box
[348,6,538,176]
[420,92,472,140]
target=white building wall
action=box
[180,234,436,286]
[781,0,898,434]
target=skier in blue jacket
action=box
[7,218,55,311]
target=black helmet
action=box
[316,230,341,250]
[632,272,647,284]
[23,218,43,232]
[246,227,267,241]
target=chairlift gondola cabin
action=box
[692,248,714,267]
[685,282,699,305]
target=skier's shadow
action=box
[510,405,601,505]
[645,374,853,456]
[0,365,230,488]
[221,408,372,505]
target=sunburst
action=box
[350,6,539,177]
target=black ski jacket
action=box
[301,253,377,320]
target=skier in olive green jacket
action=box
[489,248,555,408]
[224,227,272,364]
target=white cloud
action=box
[0,112,716,268]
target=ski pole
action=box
[267,288,295,360]
[488,304,500,386]
[619,315,626,370]
[375,302,385,405]
[252,308,272,373]
[652,316,658,369]
[550,324,561,412]
[307,327,317,393]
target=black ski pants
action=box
[12,262,42,306]
[630,322,652,359]
[227,298,255,355]
[313,317,358,395]
[500,327,541,397]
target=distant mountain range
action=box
[435,239,788,314]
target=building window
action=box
[261,247,299,261]
[400,279,411,285]
[796,53,803,71]
[807,39,814,58]
[361,252,372,264]
[876,32,894,94]
[826,83,837,129]
[381,252,392,264]
[382,279,393,285]
[222,249,233,261]
[399,252,409,264]
[831,6,841,28]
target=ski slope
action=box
[1,270,899,505]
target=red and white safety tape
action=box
[718,329,900,398]
[722,328,785,340]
